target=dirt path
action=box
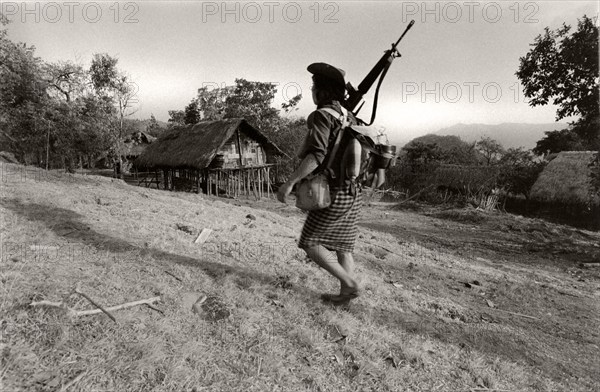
[234,197,600,386]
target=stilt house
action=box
[134,118,288,197]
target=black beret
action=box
[307,62,346,88]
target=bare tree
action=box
[476,136,505,165]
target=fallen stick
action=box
[75,296,161,316]
[144,302,165,315]
[74,288,117,323]
[31,296,161,318]
[30,300,68,309]
[164,270,183,282]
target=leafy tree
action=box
[45,61,87,103]
[281,93,302,114]
[403,141,443,164]
[42,61,108,170]
[195,78,301,133]
[402,134,478,164]
[167,110,185,127]
[184,99,200,125]
[1,17,132,170]
[498,148,546,200]
[89,53,138,177]
[261,117,307,181]
[517,15,599,153]
[196,85,233,121]
[146,114,164,137]
[223,79,280,131]
[77,95,114,167]
[90,54,119,93]
[532,128,586,155]
[193,79,303,177]
[475,136,505,165]
[0,16,50,164]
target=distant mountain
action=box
[432,123,568,149]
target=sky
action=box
[3,1,598,143]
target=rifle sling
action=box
[316,108,348,179]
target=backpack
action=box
[319,107,396,189]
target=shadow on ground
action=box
[2,198,598,387]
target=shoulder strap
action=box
[319,107,349,128]
[316,107,349,178]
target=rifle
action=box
[343,20,415,126]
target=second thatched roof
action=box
[134,118,287,170]
[530,151,599,206]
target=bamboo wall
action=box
[218,134,267,168]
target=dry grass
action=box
[1,162,599,391]
[530,151,598,206]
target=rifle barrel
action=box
[393,20,415,48]
[345,20,415,114]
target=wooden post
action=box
[258,168,262,199]
[267,167,272,199]
[255,168,259,199]
[252,168,255,198]
[196,170,201,194]
[255,168,260,200]
[217,170,221,197]
[246,169,250,196]
[261,167,264,199]
[236,129,244,168]
[259,168,263,199]
[266,167,270,198]
[262,167,266,198]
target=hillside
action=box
[433,123,568,149]
[1,163,599,391]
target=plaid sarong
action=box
[298,184,362,253]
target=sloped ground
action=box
[1,163,599,392]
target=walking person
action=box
[277,63,364,304]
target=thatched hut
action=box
[134,118,287,197]
[530,151,599,206]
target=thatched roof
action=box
[530,151,599,206]
[124,131,157,158]
[134,118,287,169]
